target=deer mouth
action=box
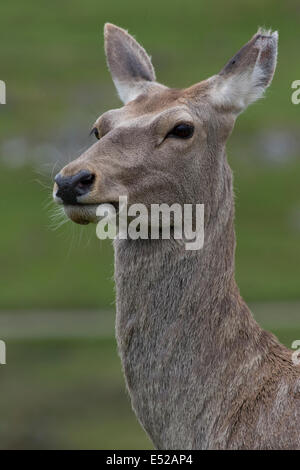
[63,202,119,225]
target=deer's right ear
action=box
[209,28,278,113]
[104,23,156,104]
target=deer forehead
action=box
[94,103,196,137]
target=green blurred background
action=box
[0,0,299,449]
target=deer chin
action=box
[63,202,119,225]
[63,204,100,225]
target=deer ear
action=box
[104,23,156,104]
[209,28,278,113]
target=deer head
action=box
[53,24,278,226]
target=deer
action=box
[53,24,300,449]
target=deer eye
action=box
[167,123,194,139]
[90,127,100,140]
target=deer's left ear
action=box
[104,23,157,104]
[209,28,278,113]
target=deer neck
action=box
[113,157,263,448]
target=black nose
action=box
[55,170,95,204]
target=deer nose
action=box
[54,170,95,204]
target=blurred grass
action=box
[234,158,300,301]
[0,0,300,451]
[0,337,152,449]
[1,0,300,136]
[0,164,115,309]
